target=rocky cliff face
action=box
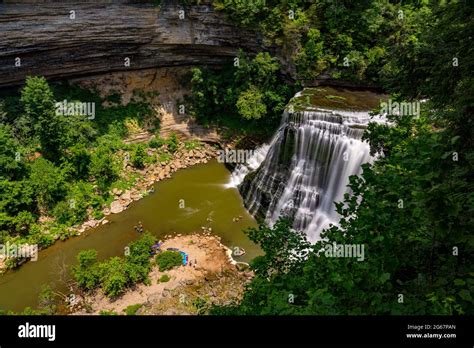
[0,1,262,87]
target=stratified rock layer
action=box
[0,1,262,87]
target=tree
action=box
[189,51,292,134]
[295,28,327,79]
[37,284,57,315]
[211,1,473,316]
[64,144,91,180]
[20,76,65,161]
[88,145,118,190]
[29,157,66,211]
[73,233,156,297]
[99,257,128,298]
[131,144,146,169]
[0,124,25,180]
[236,86,266,120]
[72,249,100,291]
[0,180,35,234]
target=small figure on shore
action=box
[134,221,144,233]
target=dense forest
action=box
[0,79,185,268]
[0,0,472,316]
[206,0,473,315]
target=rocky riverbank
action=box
[76,141,218,232]
[0,141,218,274]
[71,233,253,315]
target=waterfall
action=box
[226,143,271,188]
[233,106,380,243]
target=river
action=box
[0,159,260,312]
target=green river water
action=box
[0,160,260,312]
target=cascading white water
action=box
[226,143,271,188]
[234,107,380,243]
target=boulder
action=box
[111,188,123,196]
[110,200,124,214]
[120,191,132,201]
[82,220,99,229]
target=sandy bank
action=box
[71,233,253,315]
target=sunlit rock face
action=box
[0,0,262,87]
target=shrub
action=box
[99,310,118,315]
[166,133,179,153]
[72,249,100,291]
[149,136,166,149]
[88,145,118,190]
[29,158,67,211]
[99,257,128,298]
[155,251,182,271]
[131,144,146,169]
[184,140,201,150]
[52,200,87,226]
[73,233,156,298]
[159,274,170,283]
[38,284,56,315]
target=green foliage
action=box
[0,180,35,235]
[131,144,147,169]
[236,86,267,120]
[166,133,179,153]
[294,28,327,79]
[98,257,128,298]
[73,233,157,298]
[189,51,292,136]
[88,145,118,190]
[214,0,266,26]
[37,284,57,315]
[212,1,473,316]
[21,76,65,161]
[0,124,25,180]
[64,144,91,180]
[246,219,310,277]
[72,249,100,291]
[125,232,156,284]
[159,274,170,283]
[183,140,201,150]
[155,251,182,272]
[123,303,143,315]
[216,0,431,84]
[0,78,157,256]
[381,0,473,142]
[29,158,66,211]
[149,136,166,149]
